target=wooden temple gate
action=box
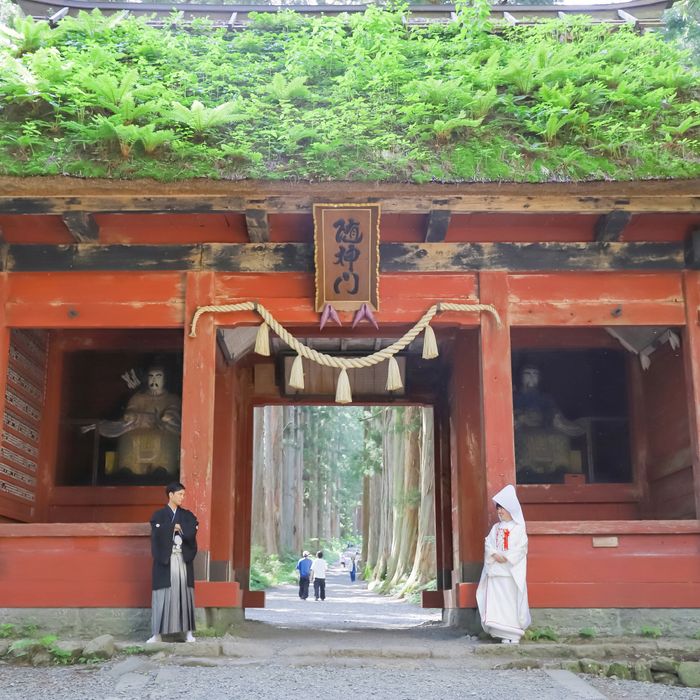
[0,179,699,628]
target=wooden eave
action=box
[1,177,699,215]
[17,0,674,30]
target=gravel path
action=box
[245,561,442,630]
[3,658,700,700]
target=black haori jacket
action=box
[150,506,198,591]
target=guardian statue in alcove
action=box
[82,365,181,477]
[513,364,585,483]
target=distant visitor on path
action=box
[476,484,531,645]
[310,550,328,601]
[147,482,198,643]
[349,553,357,582]
[296,550,313,600]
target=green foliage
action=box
[664,0,700,64]
[0,3,698,181]
[394,577,437,606]
[250,546,299,590]
[49,645,74,665]
[578,627,597,639]
[168,100,243,139]
[8,634,71,664]
[524,627,559,642]
[300,407,367,539]
[0,15,52,56]
[122,645,146,655]
[0,623,16,638]
[640,625,663,638]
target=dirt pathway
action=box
[245,561,442,631]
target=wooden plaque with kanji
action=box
[313,203,380,313]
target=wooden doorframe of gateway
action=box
[224,345,458,610]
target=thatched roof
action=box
[1,1,698,183]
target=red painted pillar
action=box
[682,271,700,519]
[479,271,516,525]
[449,331,483,586]
[181,272,217,574]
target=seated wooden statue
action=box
[83,365,181,477]
[513,365,584,483]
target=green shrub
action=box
[578,627,597,639]
[640,625,662,638]
[122,645,146,655]
[524,627,558,642]
[0,623,16,638]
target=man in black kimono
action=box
[147,481,198,643]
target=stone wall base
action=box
[446,607,700,637]
[0,607,244,640]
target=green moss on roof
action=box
[0,2,699,182]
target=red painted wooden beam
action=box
[479,271,516,521]
[683,271,700,519]
[181,272,217,556]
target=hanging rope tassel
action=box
[254,322,270,356]
[385,355,403,392]
[422,324,439,360]
[335,367,352,404]
[289,354,305,390]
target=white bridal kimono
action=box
[476,485,531,643]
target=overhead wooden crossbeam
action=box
[1,178,698,215]
[48,7,69,26]
[594,210,632,243]
[618,8,640,27]
[425,209,453,242]
[61,212,100,243]
[244,209,270,243]
[1,241,685,273]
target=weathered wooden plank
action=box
[594,210,632,243]
[381,241,684,271]
[527,520,700,535]
[1,189,699,215]
[0,196,250,215]
[425,209,452,242]
[2,241,687,272]
[244,209,270,243]
[618,8,640,25]
[61,212,99,243]
[6,244,201,272]
[204,243,312,272]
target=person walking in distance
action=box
[296,550,313,600]
[310,550,328,601]
[349,553,357,582]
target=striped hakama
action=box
[151,546,195,636]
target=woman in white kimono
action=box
[476,484,531,644]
